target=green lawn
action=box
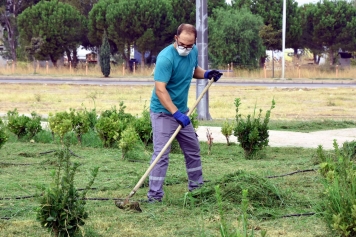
[0,138,332,237]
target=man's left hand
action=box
[204,70,223,82]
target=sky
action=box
[225,0,319,5]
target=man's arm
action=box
[155,81,178,114]
[193,66,206,79]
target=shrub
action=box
[69,108,90,145]
[133,104,152,146]
[25,112,42,139]
[85,107,98,130]
[119,125,140,159]
[95,116,123,148]
[233,98,275,159]
[48,111,72,144]
[318,140,356,236]
[7,109,30,139]
[0,118,8,149]
[7,109,42,139]
[36,141,99,237]
[95,103,132,148]
[221,120,235,146]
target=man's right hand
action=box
[173,111,191,128]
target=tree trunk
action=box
[72,48,78,68]
[329,49,334,66]
[50,55,57,67]
[141,53,145,71]
[65,48,72,64]
[259,56,266,68]
[4,15,17,62]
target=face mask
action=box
[176,40,193,56]
[177,47,192,56]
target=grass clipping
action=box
[188,170,283,208]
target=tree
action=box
[208,7,265,69]
[100,32,110,77]
[207,0,228,17]
[105,0,174,67]
[136,29,155,69]
[59,0,99,66]
[25,37,43,73]
[88,0,116,47]
[17,0,87,67]
[170,0,195,26]
[59,0,98,17]
[89,0,229,68]
[258,24,282,68]
[232,0,302,51]
[299,3,324,64]
[306,0,356,65]
[0,0,41,62]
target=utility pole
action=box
[196,0,211,120]
[281,0,286,79]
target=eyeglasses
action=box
[176,38,194,50]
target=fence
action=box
[1,60,355,79]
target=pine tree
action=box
[100,32,111,77]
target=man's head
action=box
[174,24,196,56]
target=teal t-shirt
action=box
[150,44,198,114]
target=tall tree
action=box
[207,0,228,17]
[88,0,226,66]
[99,32,110,77]
[299,3,324,64]
[105,0,174,66]
[306,0,356,65]
[88,0,115,47]
[136,29,155,69]
[232,0,302,51]
[58,0,98,67]
[208,7,265,69]
[59,0,98,17]
[17,0,87,66]
[0,0,40,62]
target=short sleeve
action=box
[154,56,172,83]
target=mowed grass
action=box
[0,83,355,122]
[0,140,331,237]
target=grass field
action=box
[0,82,355,122]
[0,139,331,237]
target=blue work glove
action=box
[172,111,191,128]
[204,70,223,82]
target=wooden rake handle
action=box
[127,79,215,199]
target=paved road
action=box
[0,76,356,88]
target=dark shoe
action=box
[143,198,162,203]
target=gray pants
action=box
[147,111,204,201]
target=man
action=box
[148,23,222,202]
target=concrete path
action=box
[196,126,356,150]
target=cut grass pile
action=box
[188,170,284,209]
